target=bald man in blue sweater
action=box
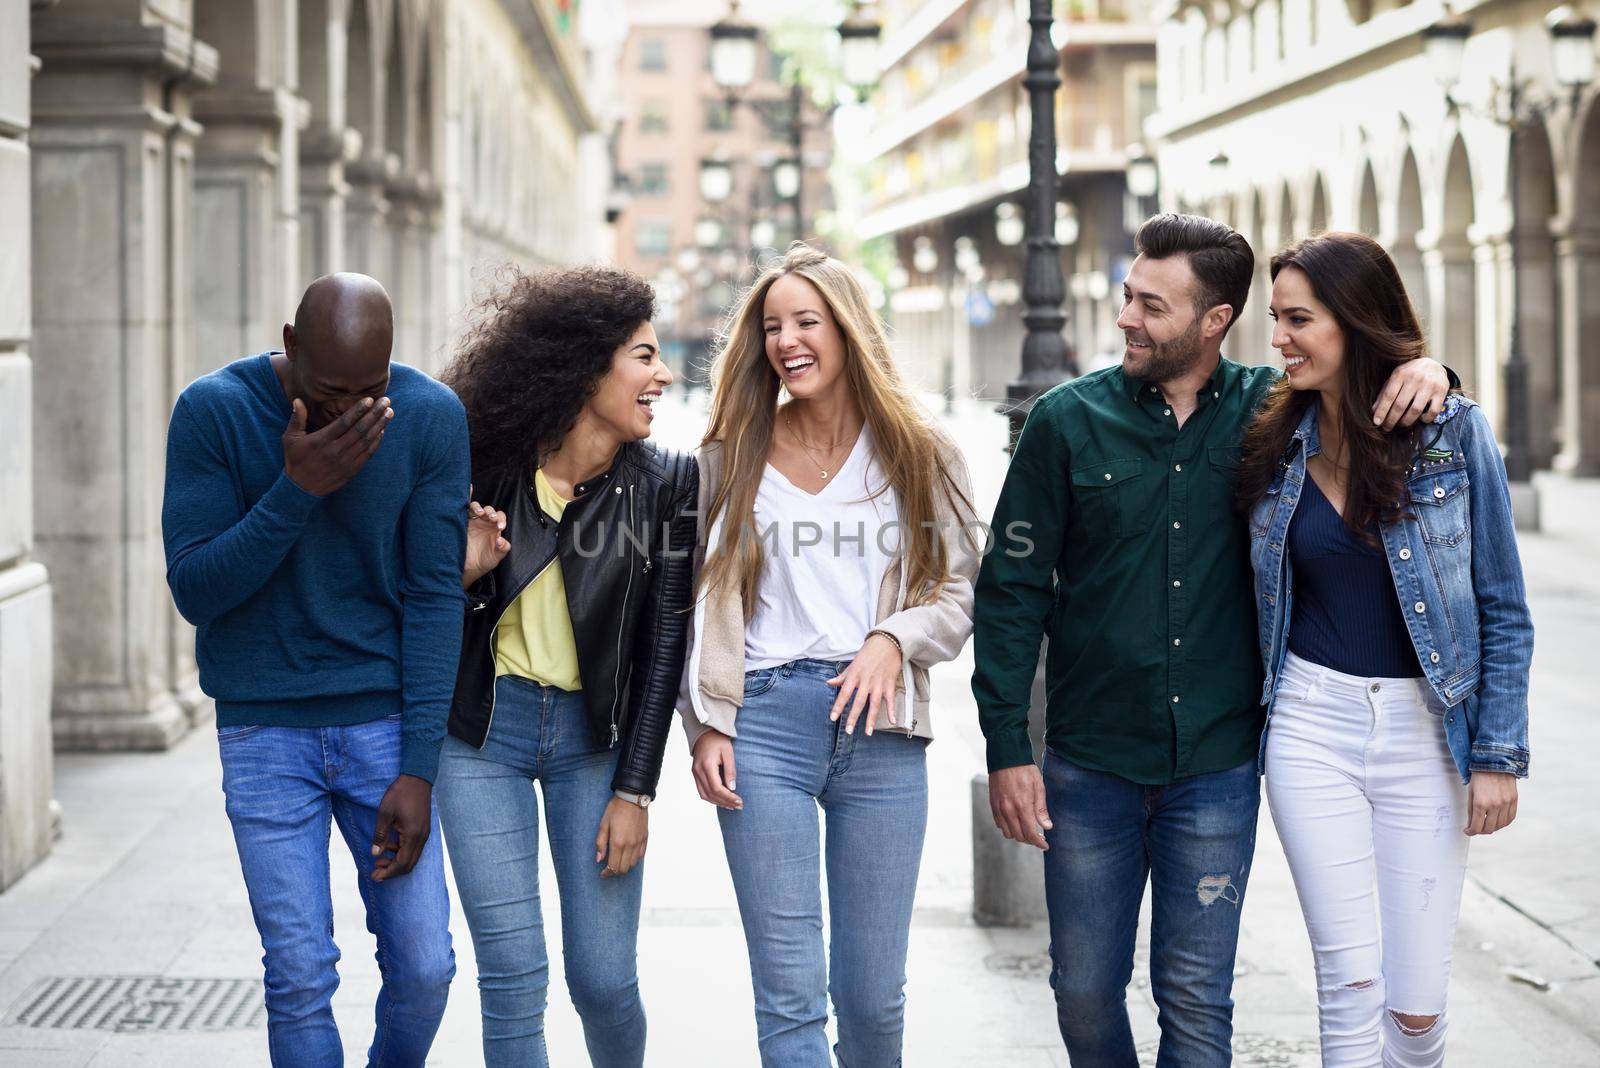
[162,274,468,1067]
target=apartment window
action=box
[761,99,797,139]
[639,37,667,71]
[706,99,734,131]
[636,220,672,256]
[637,164,670,197]
[640,99,668,134]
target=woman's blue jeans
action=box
[435,676,646,1068]
[719,658,929,1068]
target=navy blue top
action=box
[1286,474,1423,679]
[161,353,470,782]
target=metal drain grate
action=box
[6,976,265,1032]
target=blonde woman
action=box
[677,244,982,1067]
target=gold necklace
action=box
[784,406,848,481]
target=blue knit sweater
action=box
[161,353,469,782]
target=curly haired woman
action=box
[435,265,698,1067]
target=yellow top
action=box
[493,469,582,691]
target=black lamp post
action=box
[1423,8,1596,497]
[709,1,882,242]
[1003,0,1077,451]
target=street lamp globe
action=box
[838,2,883,91]
[675,247,701,274]
[694,217,724,249]
[1125,144,1159,199]
[887,263,910,290]
[1422,13,1473,93]
[1055,201,1079,247]
[912,235,939,274]
[749,218,777,249]
[710,2,759,91]
[954,236,981,275]
[699,159,734,203]
[995,202,1025,246]
[772,159,802,200]
[1548,7,1598,91]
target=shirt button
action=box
[1434,486,1445,499]
[1173,580,1182,588]
[1173,521,1181,529]
[1399,547,1412,560]
[1213,391,1220,398]
[1173,638,1182,647]
[1414,601,1426,613]
[1174,463,1183,472]
[1104,472,1112,481]
[1429,651,1441,663]
[1172,695,1180,703]
[1163,408,1172,416]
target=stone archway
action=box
[1308,174,1328,233]
[1510,119,1559,468]
[1428,135,1478,394]
[1393,146,1429,329]
[1564,102,1600,472]
[1358,162,1379,236]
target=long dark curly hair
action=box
[1236,232,1432,538]
[441,264,656,482]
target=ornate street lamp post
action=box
[1423,8,1595,525]
[709,1,882,242]
[1003,0,1077,451]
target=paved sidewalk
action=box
[0,396,1595,1066]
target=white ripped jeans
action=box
[1265,651,1470,1068]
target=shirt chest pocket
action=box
[1071,459,1151,540]
[1408,467,1470,546]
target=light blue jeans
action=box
[434,676,646,1068]
[217,714,455,1068]
[719,658,929,1068]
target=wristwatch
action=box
[614,789,652,809]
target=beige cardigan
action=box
[676,430,982,750]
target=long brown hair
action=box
[1236,232,1431,534]
[698,244,972,616]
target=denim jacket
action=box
[1248,396,1533,783]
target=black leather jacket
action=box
[448,440,698,798]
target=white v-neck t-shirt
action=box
[743,426,901,670]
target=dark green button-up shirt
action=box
[972,358,1279,784]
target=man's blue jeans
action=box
[718,659,929,1068]
[1042,751,1259,1068]
[218,714,455,1068]
[434,677,646,1068]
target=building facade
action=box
[0,0,615,890]
[1148,0,1599,475]
[859,0,1159,402]
[614,0,834,387]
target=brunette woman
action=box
[437,265,698,1067]
[677,244,982,1067]
[1239,232,1532,1066]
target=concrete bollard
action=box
[971,773,1049,926]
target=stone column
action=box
[1553,222,1600,474]
[343,154,394,279]
[385,174,436,369]
[191,85,307,381]
[299,125,356,282]
[1471,229,1506,429]
[29,9,217,751]
[1514,223,1560,469]
[0,0,55,891]
[1420,230,1479,395]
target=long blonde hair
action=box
[699,243,972,616]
